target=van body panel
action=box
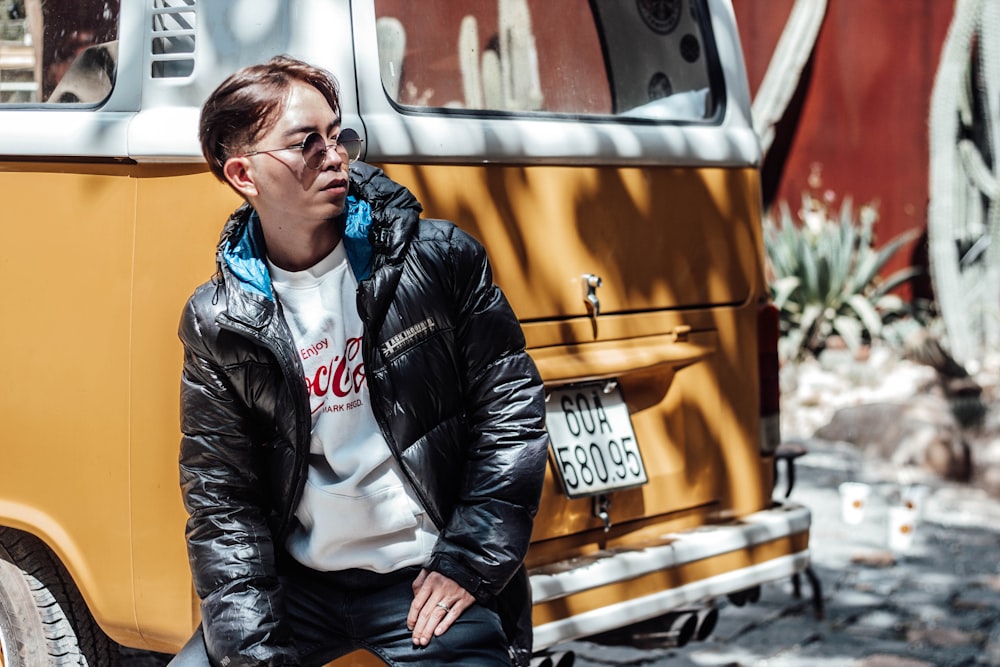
[378,161,771,543]
[0,162,241,648]
[0,163,137,633]
[524,303,772,542]
[377,164,763,320]
[0,157,768,610]
[127,167,242,649]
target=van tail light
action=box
[758,302,781,456]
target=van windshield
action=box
[374,0,720,121]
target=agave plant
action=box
[764,191,922,362]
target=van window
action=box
[373,0,719,120]
[0,0,119,104]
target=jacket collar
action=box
[214,204,275,330]
[215,163,423,330]
[349,161,422,267]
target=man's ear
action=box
[222,157,259,198]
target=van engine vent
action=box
[151,0,196,78]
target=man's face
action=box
[234,81,350,226]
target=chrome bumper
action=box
[529,502,812,649]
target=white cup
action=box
[839,482,870,524]
[888,506,918,552]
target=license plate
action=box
[545,382,648,498]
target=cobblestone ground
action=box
[551,440,1000,667]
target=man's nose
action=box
[323,143,345,169]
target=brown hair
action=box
[199,55,341,182]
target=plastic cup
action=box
[839,482,870,524]
[888,506,918,552]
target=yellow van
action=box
[0,0,810,664]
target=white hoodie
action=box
[270,242,438,572]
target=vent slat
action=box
[150,0,196,79]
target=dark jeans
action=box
[169,564,510,666]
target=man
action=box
[174,55,548,667]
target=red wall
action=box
[732,0,954,297]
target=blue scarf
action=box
[343,195,374,281]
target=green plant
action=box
[764,189,922,361]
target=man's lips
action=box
[322,178,348,193]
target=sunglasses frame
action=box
[242,127,363,169]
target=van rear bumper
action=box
[529,502,812,649]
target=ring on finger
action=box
[435,601,451,613]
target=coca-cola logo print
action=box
[302,336,366,414]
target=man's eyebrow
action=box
[281,118,341,141]
[281,125,316,141]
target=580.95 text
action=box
[553,390,644,494]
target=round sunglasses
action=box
[242,128,363,169]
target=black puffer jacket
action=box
[178,163,548,666]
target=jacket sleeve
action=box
[424,227,549,601]
[178,296,298,667]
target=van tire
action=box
[0,548,47,665]
[0,527,117,666]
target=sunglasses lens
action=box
[302,133,327,169]
[301,130,362,168]
[338,128,362,163]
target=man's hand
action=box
[407,569,475,646]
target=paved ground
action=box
[552,439,1000,667]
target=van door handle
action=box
[582,273,602,317]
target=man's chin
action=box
[322,202,347,221]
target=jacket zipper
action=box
[215,316,312,541]
[358,270,446,532]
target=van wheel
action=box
[0,527,117,666]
